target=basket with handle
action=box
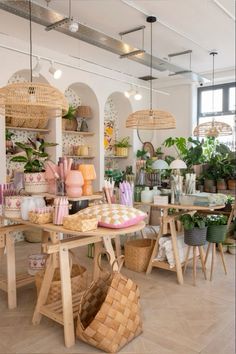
[35,251,87,304]
[124,238,154,272]
[76,252,142,353]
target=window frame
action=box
[197,82,236,119]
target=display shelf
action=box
[62,130,94,136]
[6,126,50,134]
[63,155,95,159]
[39,193,103,202]
[105,155,128,159]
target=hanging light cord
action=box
[211,51,217,126]
[150,21,153,112]
[29,0,33,82]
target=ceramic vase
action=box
[65,170,84,198]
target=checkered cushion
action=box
[78,204,146,229]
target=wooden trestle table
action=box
[0,215,145,348]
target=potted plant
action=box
[220,195,234,212]
[180,213,207,246]
[62,105,77,131]
[155,146,164,159]
[5,129,15,150]
[206,214,228,244]
[114,137,131,157]
[11,138,57,193]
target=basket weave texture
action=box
[76,270,142,353]
[124,238,154,272]
[35,257,87,304]
[184,227,207,246]
[207,225,227,243]
[63,214,98,232]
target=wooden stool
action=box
[204,242,227,281]
[183,245,207,286]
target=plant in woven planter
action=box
[5,129,15,150]
[114,136,131,157]
[206,214,228,243]
[62,104,77,131]
[11,138,57,193]
[180,213,207,246]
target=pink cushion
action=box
[78,204,146,229]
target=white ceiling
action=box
[36,0,235,76]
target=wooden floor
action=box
[0,241,235,354]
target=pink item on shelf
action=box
[65,171,84,198]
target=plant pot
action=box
[204,179,215,192]
[63,118,77,131]
[220,202,232,213]
[24,172,49,194]
[207,224,227,243]
[115,147,128,157]
[217,179,227,190]
[228,179,236,190]
[228,244,236,255]
[184,227,207,246]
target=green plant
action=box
[179,213,207,230]
[114,137,131,148]
[136,149,148,159]
[10,138,57,173]
[63,105,77,120]
[206,214,228,226]
[5,129,15,141]
[225,196,234,205]
[155,147,164,156]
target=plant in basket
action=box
[114,136,131,157]
[206,214,228,243]
[62,104,78,131]
[10,138,57,193]
[180,213,207,246]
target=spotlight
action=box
[134,91,142,100]
[124,88,135,98]
[69,20,79,33]
[49,62,62,79]
[32,57,42,78]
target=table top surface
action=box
[134,202,225,211]
[0,214,145,237]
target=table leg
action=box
[218,243,227,275]
[59,246,75,348]
[204,242,211,266]
[183,246,191,274]
[114,235,121,258]
[6,232,16,309]
[169,219,184,285]
[146,223,163,275]
[93,241,103,280]
[163,209,168,234]
[210,243,216,281]
[199,246,207,280]
[193,246,197,286]
[102,235,118,271]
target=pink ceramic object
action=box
[65,170,84,198]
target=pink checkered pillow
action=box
[78,204,146,229]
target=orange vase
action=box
[78,164,96,196]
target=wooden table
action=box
[135,202,225,285]
[0,215,145,348]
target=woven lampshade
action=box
[126,109,176,130]
[0,82,68,119]
[193,121,232,138]
[76,106,92,118]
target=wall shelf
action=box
[6,126,50,134]
[62,130,94,136]
[64,155,95,159]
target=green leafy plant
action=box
[155,146,164,156]
[206,214,228,226]
[225,196,234,205]
[179,213,207,230]
[114,137,131,148]
[63,105,77,120]
[5,129,15,141]
[10,138,57,173]
[136,149,148,159]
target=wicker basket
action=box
[63,214,98,232]
[37,118,48,129]
[76,257,142,353]
[11,117,25,127]
[124,238,154,272]
[28,211,53,224]
[184,227,207,246]
[35,254,87,304]
[23,119,39,128]
[207,225,227,243]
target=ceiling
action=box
[35,0,235,74]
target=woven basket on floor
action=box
[124,238,154,272]
[76,255,142,353]
[35,254,87,304]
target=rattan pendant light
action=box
[126,16,176,130]
[0,0,68,120]
[193,52,232,138]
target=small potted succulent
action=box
[114,137,131,157]
[180,213,207,246]
[206,214,228,244]
[11,138,57,193]
[62,104,77,131]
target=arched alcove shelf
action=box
[63,82,100,191]
[104,91,133,173]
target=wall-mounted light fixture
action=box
[49,61,62,79]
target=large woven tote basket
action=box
[76,255,142,353]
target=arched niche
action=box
[64,82,100,191]
[104,91,133,172]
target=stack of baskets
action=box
[7,117,48,129]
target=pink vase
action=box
[65,171,84,198]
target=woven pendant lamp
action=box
[126,16,176,131]
[193,52,232,138]
[0,0,68,120]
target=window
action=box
[197,82,236,149]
